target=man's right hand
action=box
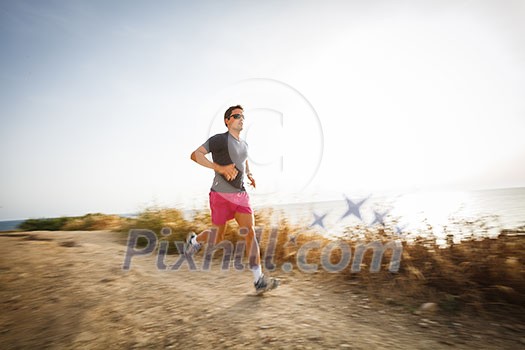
[215,163,238,181]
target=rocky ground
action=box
[0,230,524,349]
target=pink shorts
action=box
[209,191,253,225]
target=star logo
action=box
[339,195,368,222]
[371,209,389,226]
[284,233,299,248]
[395,224,408,236]
[311,212,329,229]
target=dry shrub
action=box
[18,213,131,231]
[62,213,130,231]
[119,207,211,253]
[255,210,331,269]
[342,229,525,313]
[420,233,525,308]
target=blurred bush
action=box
[18,217,71,231]
[18,213,130,232]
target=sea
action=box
[251,187,525,244]
[0,219,25,232]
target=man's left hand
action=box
[247,174,256,189]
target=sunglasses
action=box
[229,114,244,120]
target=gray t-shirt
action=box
[202,131,248,193]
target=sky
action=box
[1,0,524,220]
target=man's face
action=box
[226,108,244,131]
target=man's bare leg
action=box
[195,224,226,245]
[234,212,263,281]
[234,212,279,293]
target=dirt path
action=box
[0,231,523,349]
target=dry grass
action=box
[62,213,130,231]
[17,207,525,314]
[397,232,525,311]
[326,226,525,315]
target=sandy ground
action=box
[0,230,524,349]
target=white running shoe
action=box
[254,274,280,295]
[184,232,201,256]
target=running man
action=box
[188,105,279,294]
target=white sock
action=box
[251,265,262,283]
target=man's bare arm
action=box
[190,146,215,170]
[190,146,238,181]
[245,160,256,189]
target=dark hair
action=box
[224,105,243,127]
